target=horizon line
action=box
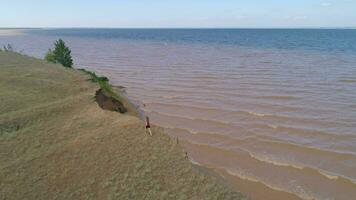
[1,27,356,30]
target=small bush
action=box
[45,49,56,63]
[2,44,14,52]
[46,39,73,68]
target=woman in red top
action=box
[145,116,152,136]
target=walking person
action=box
[145,116,152,136]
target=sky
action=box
[1,0,356,28]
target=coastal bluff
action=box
[0,52,245,200]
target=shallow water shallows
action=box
[1,29,356,200]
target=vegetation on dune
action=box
[78,68,109,84]
[45,39,126,112]
[78,69,121,101]
[1,44,14,52]
[44,48,56,63]
[45,39,73,68]
[78,68,128,113]
[44,39,115,99]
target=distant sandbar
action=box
[0,29,24,36]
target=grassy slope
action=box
[0,52,245,200]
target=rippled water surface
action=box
[1,29,356,200]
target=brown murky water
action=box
[1,31,356,200]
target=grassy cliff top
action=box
[0,52,245,200]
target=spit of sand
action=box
[0,29,24,36]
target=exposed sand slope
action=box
[0,52,245,200]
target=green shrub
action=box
[45,49,56,63]
[2,44,14,52]
[46,39,73,68]
[78,69,120,100]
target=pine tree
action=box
[45,39,73,68]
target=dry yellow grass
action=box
[0,52,245,200]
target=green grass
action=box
[0,52,246,200]
[78,68,123,102]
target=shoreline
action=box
[0,51,246,199]
[85,68,249,198]
[78,65,306,200]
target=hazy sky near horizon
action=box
[1,0,356,28]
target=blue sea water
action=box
[29,28,356,54]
